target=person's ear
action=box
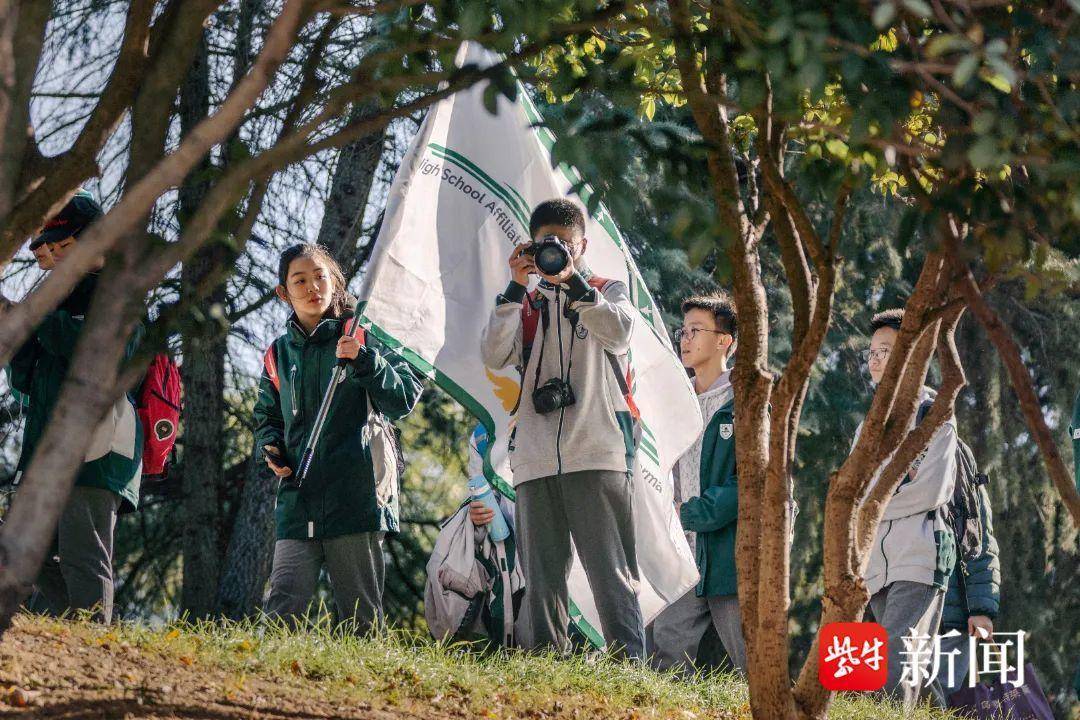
[578,235,588,256]
[275,285,290,305]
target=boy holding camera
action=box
[480,198,644,659]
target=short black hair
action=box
[529,198,586,239]
[870,308,904,333]
[682,292,737,337]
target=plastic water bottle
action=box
[467,475,510,542]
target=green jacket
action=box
[9,295,143,510]
[679,398,738,597]
[253,316,423,541]
[941,482,1000,630]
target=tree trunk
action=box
[214,456,277,619]
[177,32,227,620]
[316,100,387,268]
[0,1,48,228]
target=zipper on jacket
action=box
[290,365,298,417]
[879,519,894,586]
[554,288,565,476]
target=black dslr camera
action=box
[532,377,576,414]
[522,234,571,276]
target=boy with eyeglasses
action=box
[647,292,747,674]
[857,309,958,709]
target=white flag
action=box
[359,42,701,645]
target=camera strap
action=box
[531,297,551,397]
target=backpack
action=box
[517,277,640,421]
[424,500,524,646]
[915,401,988,563]
[136,353,182,484]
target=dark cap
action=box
[30,189,103,250]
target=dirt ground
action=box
[0,619,457,720]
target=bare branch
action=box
[0,0,311,370]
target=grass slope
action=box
[0,615,953,719]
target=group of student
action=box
[12,191,1074,710]
[468,198,1003,710]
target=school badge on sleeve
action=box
[719,423,733,440]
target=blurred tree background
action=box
[0,0,1075,715]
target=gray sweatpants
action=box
[515,469,644,660]
[647,589,747,675]
[868,580,946,710]
[265,532,385,634]
[34,486,121,624]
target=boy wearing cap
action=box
[28,238,54,270]
[9,190,142,624]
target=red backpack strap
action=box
[263,342,280,392]
[343,316,367,345]
[520,290,541,353]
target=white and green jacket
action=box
[480,262,636,486]
[857,386,958,595]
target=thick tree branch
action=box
[0,0,310,371]
[946,235,1080,524]
[0,0,50,227]
[0,0,156,260]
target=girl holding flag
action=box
[254,243,422,632]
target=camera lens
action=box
[535,243,569,275]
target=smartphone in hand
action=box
[263,444,293,475]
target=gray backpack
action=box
[424,501,523,646]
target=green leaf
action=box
[642,96,656,121]
[766,15,793,42]
[482,83,498,116]
[872,2,896,29]
[967,136,1000,169]
[979,69,1012,94]
[952,54,980,87]
[826,138,849,159]
[972,111,996,134]
[925,33,969,58]
[902,0,932,17]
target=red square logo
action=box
[818,622,888,691]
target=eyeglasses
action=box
[860,347,892,362]
[675,327,726,343]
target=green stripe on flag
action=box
[568,600,605,648]
[428,143,530,228]
[639,433,660,466]
[358,308,605,649]
[504,183,530,220]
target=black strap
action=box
[532,298,551,397]
[605,352,631,398]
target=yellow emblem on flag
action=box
[485,368,521,414]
